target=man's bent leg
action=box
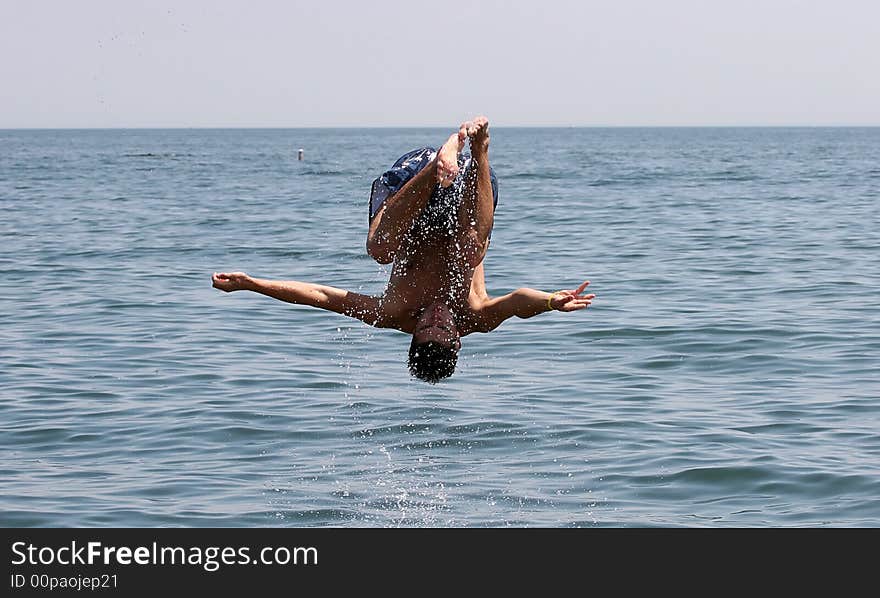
[367,127,468,264]
[457,116,494,266]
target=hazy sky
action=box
[2,0,878,127]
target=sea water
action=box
[2,127,879,527]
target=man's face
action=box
[413,302,461,351]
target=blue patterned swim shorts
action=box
[369,146,499,224]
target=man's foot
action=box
[436,117,489,186]
[466,116,490,155]
[436,127,467,188]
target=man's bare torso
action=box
[375,231,487,335]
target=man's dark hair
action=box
[408,339,458,383]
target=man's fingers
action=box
[559,298,593,312]
[575,280,591,294]
[561,293,594,302]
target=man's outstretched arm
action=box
[212,272,383,326]
[474,281,595,333]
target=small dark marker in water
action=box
[298,149,304,161]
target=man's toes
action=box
[464,116,489,140]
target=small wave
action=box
[122,152,195,159]
[298,169,358,177]
[352,423,435,439]
[266,508,360,525]
[506,171,570,180]
[669,465,774,485]
[703,171,757,182]
[441,421,522,435]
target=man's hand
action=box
[549,281,595,312]
[212,271,253,292]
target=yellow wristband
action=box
[547,290,566,311]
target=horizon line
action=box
[2,124,880,130]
